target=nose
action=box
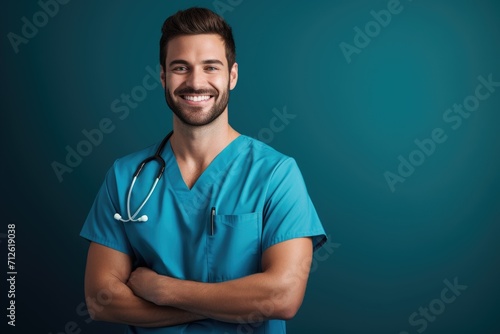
[185,67,206,89]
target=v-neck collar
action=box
[163,135,249,194]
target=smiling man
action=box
[80,7,326,333]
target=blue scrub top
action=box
[81,134,327,333]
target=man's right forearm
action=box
[87,278,206,327]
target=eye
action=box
[172,66,188,72]
[206,66,218,72]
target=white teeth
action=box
[184,95,210,102]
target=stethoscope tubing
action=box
[114,131,173,223]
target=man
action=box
[81,7,326,333]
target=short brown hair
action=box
[159,7,236,70]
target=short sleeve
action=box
[262,158,327,252]
[80,162,134,256]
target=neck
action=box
[170,112,239,168]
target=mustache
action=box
[174,87,217,96]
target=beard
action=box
[165,83,230,127]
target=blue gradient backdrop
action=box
[2,0,499,333]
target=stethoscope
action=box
[113,131,173,222]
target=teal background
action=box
[2,0,500,333]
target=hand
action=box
[127,267,165,305]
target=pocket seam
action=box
[215,212,261,228]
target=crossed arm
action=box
[84,237,313,327]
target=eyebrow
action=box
[168,59,224,67]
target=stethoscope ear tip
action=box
[113,213,147,222]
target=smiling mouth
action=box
[181,95,213,102]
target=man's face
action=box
[161,34,238,127]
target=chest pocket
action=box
[207,212,262,282]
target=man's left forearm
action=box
[155,272,298,323]
[127,238,313,323]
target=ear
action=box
[160,66,166,88]
[229,62,238,90]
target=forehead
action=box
[166,34,227,65]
